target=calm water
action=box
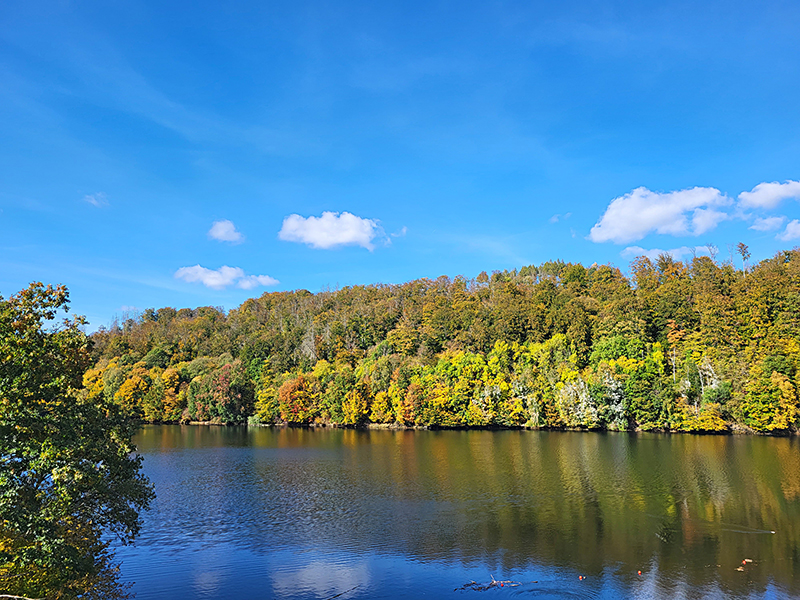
[115,426,800,599]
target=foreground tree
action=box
[0,284,154,599]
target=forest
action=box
[85,248,800,434]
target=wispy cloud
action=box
[208,219,244,243]
[738,180,800,210]
[777,220,800,242]
[278,211,383,250]
[749,215,786,232]
[83,192,108,207]
[436,231,528,265]
[549,212,571,223]
[621,245,711,261]
[390,226,408,238]
[4,27,320,159]
[174,265,278,290]
[589,186,732,244]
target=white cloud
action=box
[208,219,244,243]
[777,220,800,242]
[83,192,108,207]
[237,274,280,289]
[589,186,732,244]
[691,208,729,234]
[174,265,279,290]
[175,265,242,289]
[738,180,800,210]
[750,216,786,232]
[278,211,382,250]
[620,245,711,261]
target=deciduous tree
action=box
[0,283,153,599]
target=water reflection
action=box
[271,559,370,599]
[120,426,800,599]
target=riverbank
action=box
[182,419,797,435]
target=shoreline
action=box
[172,420,798,436]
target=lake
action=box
[115,425,800,599]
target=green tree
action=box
[0,283,154,598]
[736,242,751,272]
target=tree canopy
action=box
[80,249,800,434]
[0,283,153,599]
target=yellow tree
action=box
[342,381,372,425]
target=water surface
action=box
[116,426,800,599]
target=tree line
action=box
[86,248,800,433]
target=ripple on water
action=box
[117,426,800,600]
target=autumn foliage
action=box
[82,249,800,433]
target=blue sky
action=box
[2,0,799,329]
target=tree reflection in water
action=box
[125,426,800,599]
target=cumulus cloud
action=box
[589,186,732,244]
[174,265,278,290]
[749,216,786,232]
[208,219,244,243]
[691,208,730,235]
[278,211,382,250]
[777,220,800,242]
[83,192,108,207]
[237,274,280,289]
[621,245,711,261]
[738,180,800,210]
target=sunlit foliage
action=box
[0,283,153,599]
[85,249,800,433]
